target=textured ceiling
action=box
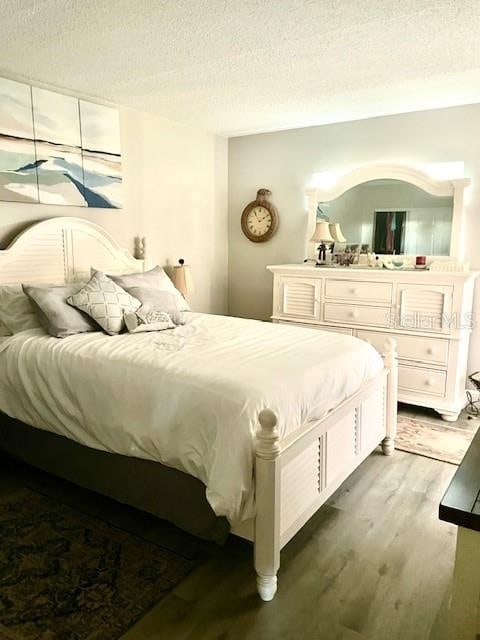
[1,0,480,136]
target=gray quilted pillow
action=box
[107,266,190,312]
[125,287,186,325]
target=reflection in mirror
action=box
[317,179,453,255]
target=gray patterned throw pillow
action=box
[67,271,141,335]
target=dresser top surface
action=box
[267,264,479,281]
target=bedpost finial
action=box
[384,337,398,367]
[259,408,277,431]
[256,409,280,460]
[385,337,396,351]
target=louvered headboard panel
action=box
[0,228,67,284]
[0,217,145,285]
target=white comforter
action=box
[0,313,382,522]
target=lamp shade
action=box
[329,223,346,243]
[310,221,334,243]
[172,259,195,295]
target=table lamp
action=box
[310,221,334,265]
[329,223,346,244]
[172,259,195,297]
[329,222,346,259]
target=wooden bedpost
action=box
[382,337,398,456]
[254,408,281,601]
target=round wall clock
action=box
[241,188,279,243]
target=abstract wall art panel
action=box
[32,87,86,206]
[0,76,122,209]
[79,101,122,209]
[0,78,39,203]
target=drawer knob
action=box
[426,347,435,355]
[352,288,360,295]
[425,379,434,387]
[350,310,359,318]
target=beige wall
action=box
[228,103,480,373]
[0,107,228,314]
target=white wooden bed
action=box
[0,217,398,601]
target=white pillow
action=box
[67,271,141,335]
[96,265,190,313]
[0,284,42,333]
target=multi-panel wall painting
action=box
[0,77,122,208]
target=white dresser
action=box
[267,264,478,421]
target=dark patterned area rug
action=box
[396,415,476,465]
[0,489,202,640]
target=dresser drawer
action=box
[357,330,449,366]
[325,279,392,304]
[398,365,446,397]
[323,303,390,328]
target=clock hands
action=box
[251,209,269,225]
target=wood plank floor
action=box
[1,441,463,640]
[122,450,457,640]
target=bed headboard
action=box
[0,217,146,285]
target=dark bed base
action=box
[0,413,229,543]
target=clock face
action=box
[241,194,279,242]
[246,206,272,238]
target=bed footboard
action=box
[251,339,398,601]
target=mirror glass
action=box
[317,179,453,255]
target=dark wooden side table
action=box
[440,428,480,639]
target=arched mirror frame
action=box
[305,163,470,262]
